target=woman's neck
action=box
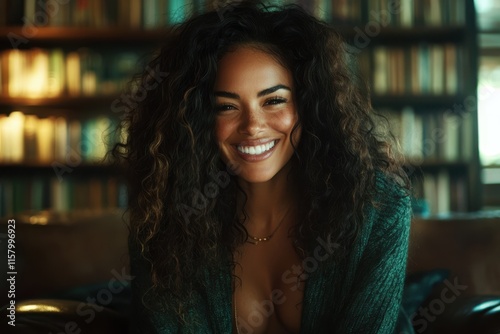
[236,161,300,231]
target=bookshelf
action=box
[330,0,481,215]
[0,0,176,217]
[0,0,481,218]
[287,0,481,215]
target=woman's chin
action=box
[235,169,278,184]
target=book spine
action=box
[437,168,451,215]
[7,0,24,25]
[0,0,7,26]
[0,177,128,213]
[431,45,445,95]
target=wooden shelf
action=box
[0,95,116,110]
[0,25,466,47]
[484,165,500,169]
[337,25,466,44]
[371,94,464,109]
[0,163,122,175]
[0,26,170,47]
[0,208,126,225]
[405,160,469,170]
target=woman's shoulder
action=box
[373,170,411,213]
[364,171,412,236]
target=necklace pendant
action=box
[247,237,259,245]
[247,234,274,245]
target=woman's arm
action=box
[335,189,412,333]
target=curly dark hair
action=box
[112,0,409,320]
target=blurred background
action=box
[0,0,499,318]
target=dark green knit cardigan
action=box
[129,175,412,333]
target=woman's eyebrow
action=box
[257,84,291,97]
[214,84,292,99]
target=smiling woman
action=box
[111,1,412,333]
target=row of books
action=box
[0,111,119,163]
[412,170,468,216]
[0,0,467,28]
[0,48,142,98]
[369,44,462,95]
[362,0,465,27]
[1,0,197,27]
[0,176,127,217]
[0,45,464,99]
[0,170,469,218]
[381,106,474,162]
[321,0,465,26]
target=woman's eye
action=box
[264,97,288,106]
[216,104,235,112]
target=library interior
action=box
[0,0,500,333]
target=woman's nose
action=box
[238,106,264,136]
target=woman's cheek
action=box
[214,117,229,142]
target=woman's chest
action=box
[233,235,306,334]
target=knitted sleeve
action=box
[335,185,412,333]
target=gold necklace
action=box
[246,218,285,245]
[245,207,291,245]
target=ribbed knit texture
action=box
[129,174,412,334]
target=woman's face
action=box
[214,45,300,183]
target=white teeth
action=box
[238,140,276,155]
